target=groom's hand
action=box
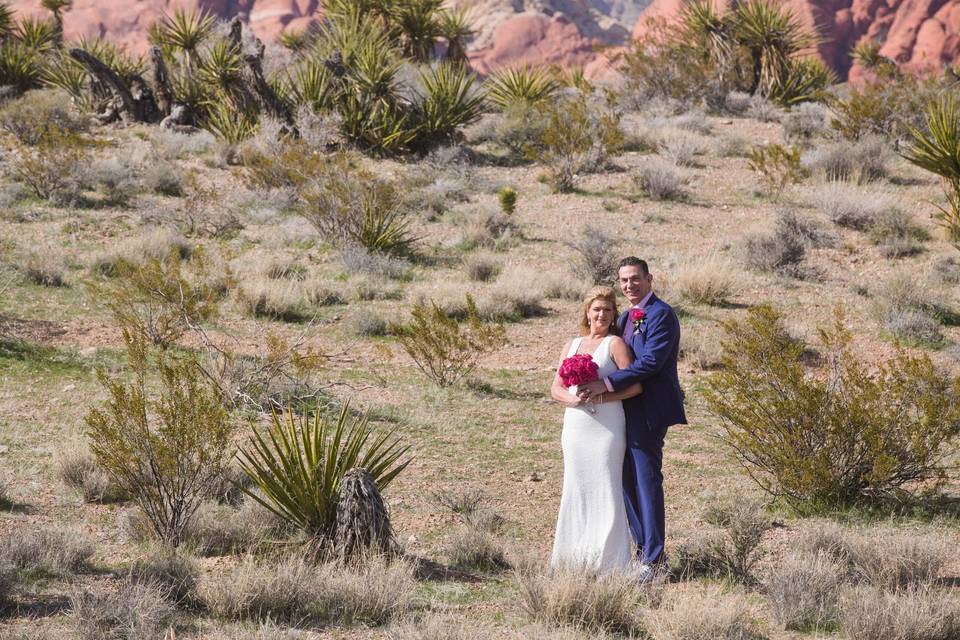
[577,379,607,399]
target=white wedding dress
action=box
[550,335,631,573]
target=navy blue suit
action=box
[608,293,686,564]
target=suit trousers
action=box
[622,424,666,565]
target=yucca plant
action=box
[731,0,814,97]
[339,92,416,152]
[767,56,835,106]
[42,51,86,106]
[201,101,258,145]
[677,0,734,76]
[237,403,411,545]
[0,42,44,92]
[0,2,14,41]
[279,28,317,54]
[355,188,418,254]
[439,7,473,64]
[15,16,57,51]
[153,7,216,70]
[288,58,336,111]
[413,62,483,146]
[41,0,71,47]
[390,0,442,62]
[485,65,559,110]
[902,93,960,248]
[198,38,244,94]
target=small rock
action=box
[525,472,543,482]
[63,384,76,392]
[0,445,7,455]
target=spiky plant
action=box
[677,0,734,77]
[41,0,71,47]
[731,0,814,96]
[767,56,835,106]
[288,58,336,111]
[153,7,216,69]
[0,3,14,41]
[852,38,897,77]
[554,65,593,94]
[902,93,960,248]
[15,16,57,51]
[76,36,146,82]
[339,92,416,153]
[413,61,483,146]
[238,402,411,546]
[42,51,88,107]
[390,0,443,62]
[198,38,244,93]
[438,7,474,64]
[279,28,316,54]
[201,101,258,145]
[485,65,559,109]
[0,42,44,92]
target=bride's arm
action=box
[594,338,643,403]
[551,340,585,407]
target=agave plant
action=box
[238,403,411,544]
[731,0,814,97]
[438,7,473,64]
[15,16,58,51]
[153,7,216,69]
[413,62,483,145]
[485,65,559,110]
[902,93,960,246]
[0,42,44,92]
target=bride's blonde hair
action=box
[578,286,619,336]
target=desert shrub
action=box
[92,228,193,277]
[724,91,752,115]
[669,255,740,306]
[802,135,889,183]
[747,143,807,201]
[932,256,960,284]
[801,525,949,590]
[238,403,409,546]
[704,305,960,511]
[391,294,505,387]
[432,487,485,517]
[764,552,842,631]
[565,226,619,285]
[747,96,780,122]
[0,564,13,607]
[89,249,223,347]
[338,245,412,280]
[448,526,510,572]
[874,273,955,346]
[182,499,280,556]
[881,310,943,347]
[635,160,687,201]
[715,134,749,157]
[527,93,624,193]
[57,447,128,503]
[0,528,94,575]
[129,549,199,604]
[498,186,517,214]
[478,277,549,322]
[465,256,501,283]
[869,208,928,259]
[491,103,550,157]
[8,128,87,203]
[742,215,806,276]
[85,332,237,547]
[72,582,174,640]
[812,183,895,230]
[0,91,88,147]
[3,241,67,287]
[782,102,827,144]
[236,279,313,323]
[354,313,390,337]
[646,587,767,640]
[671,499,770,584]
[828,74,942,141]
[839,586,960,640]
[353,278,403,301]
[201,556,316,622]
[657,131,704,167]
[516,563,650,635]
[457,208,519,251]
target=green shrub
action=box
[765,552,842,631]
[497,186,517,215]
[88,249,223,348]
[238,403,410,547]
[0,89,88,145]
[8,127,88,202]
[391,294,505,387]
[828,74,942,141]
[485,65,558,110]
[85,332,238,547]
[747,143,807,201]
[704,305,960,511]
[412,62,483,148]
[672,498,770,584]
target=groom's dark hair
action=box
[617,256,649,276]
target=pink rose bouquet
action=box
[558,353,599,387]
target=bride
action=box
[549,286,643,572]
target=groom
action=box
[578,257,686,576]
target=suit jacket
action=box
[609,293,687,440]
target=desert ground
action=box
[0,81,959,640]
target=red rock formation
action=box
[631,0,960,81]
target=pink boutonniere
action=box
[631,308,646,333]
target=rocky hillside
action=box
[8,0,960,78]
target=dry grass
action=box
[802,136,889,183]
[782,103,828,144]
[839,585,960,640]
[657,130,706,167]
[635,160,687,201]
[201,555,415,626]
[747,97,780,122]
[764,552,842,631]
[667,254,740,306]
[811,183,897,231]
[235,279,313,323]
[1,528,94,575]
[646,586,767,640]
[91,228,192,277]
[464,255,502,282]
[516,562,653,635]
[57,447,127,503]
[183,499,280,556]
[565,226,619,285]
[4,242,67,287]
[129,548,199,604]
[71,582,175,640]
[447,526,510,572]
